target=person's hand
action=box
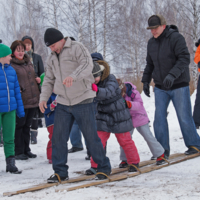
[39,101,47,113]
[50,100,57,110]
[17,111,25,118]
[125,100,132,109]
[163,74,175,89]
[143,82,150,97]
[35,77,41,84]
[63,77,73,87]
[92,83,98,92]
[198,62,200,72]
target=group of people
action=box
[0,36,44,173]
[0,14,200,182]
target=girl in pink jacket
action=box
[118,80,165,166]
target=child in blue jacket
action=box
[40,73,57,164]
[0,42,25,174]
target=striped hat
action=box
[92,61,104,78]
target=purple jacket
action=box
[124,82,149,128]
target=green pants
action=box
[0,110,16,158]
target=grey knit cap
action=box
[92,61,104,78]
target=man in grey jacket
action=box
[39,28,111,182]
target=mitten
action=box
[50,100,57,110]
[143,82,150,97]
[17,111,25,118]
[163,74,176,89]
[92,83,98,92]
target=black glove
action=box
[143,82,150,97]
[163,74,176,89]
[198,62,200,69]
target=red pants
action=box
[46,125,54,160]
[91,131,140,168]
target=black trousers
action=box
[15,107,36,155]
[31,108,39,130]
[193,76,200,126]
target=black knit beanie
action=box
[44,28,64,47]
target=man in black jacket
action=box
[142,15,200,160]
[22,36,44,144]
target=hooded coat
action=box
[142,25,190,90]
[95,60,133,133]
[10,54,40,109]
[22,36,44,77]
[124,82,149,127]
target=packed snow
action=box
[0,87,200,200]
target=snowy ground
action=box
[0,88,200,200]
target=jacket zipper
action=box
[157,40,164,84]
[2,65,10,111]
[54,57,71,106]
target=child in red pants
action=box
[85,53,140,178]
[40,73,57,164]
[44,92,57,164]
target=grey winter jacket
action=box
[40,37,96,105]
[95,60,133,133]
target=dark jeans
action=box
[193,76,200,126]
[52,103,111,177]
[70,120,83,149]
[15,108,36,155]
[154,86,200,156]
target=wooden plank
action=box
[56,153,200,192]
[2,152,183,196]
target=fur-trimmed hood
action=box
[96,60,110,81]
[11,54,30,65]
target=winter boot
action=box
[30,129,38,144]
[184,147,200,155]
[85,167,97,175]
[128,163,140,172]
[95,172,110,180]
[85,154,91,160]
[150,156,157,160]
[47,174,68,183]
[6,156,22,174]
[156,153,165,165]
[25,151,37,158]
[68,147,83,153]
[119,160,128,168]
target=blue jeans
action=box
[154,86,200,156]
[52,103,111,177]
[70,120,83,149]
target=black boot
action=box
[30,130,38,144]
[6,156,22,174]
[25,151,37,158]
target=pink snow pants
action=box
[91,131,140,168]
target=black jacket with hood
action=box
[142,25,190,90]
[95,60,133,133]
[22,36,44,77]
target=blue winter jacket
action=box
[0,63,25,117]
[44,93,57,127]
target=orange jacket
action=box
[194,45,200,72]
